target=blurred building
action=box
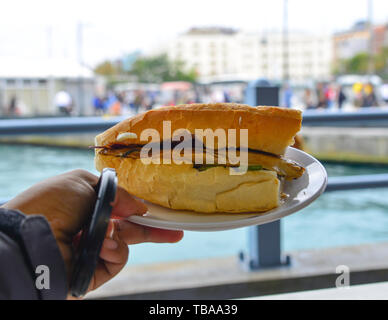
[0,57,96,116]
[167,27,333,83]
[333,21,388,62]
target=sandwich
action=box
[94,103,304,213]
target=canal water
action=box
[1,143,388,265]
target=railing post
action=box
[239,221,291,270]
[240,79,290,271]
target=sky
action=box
[0,0,387,67]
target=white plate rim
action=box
[127,147,328,231]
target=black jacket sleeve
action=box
[0,208,68,300]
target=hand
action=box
[3,169,184,298]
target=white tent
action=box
[0,57,94,79]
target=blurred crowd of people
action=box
[2,80,387,118]
[351,83,380,108]
[92,90,165,116]
[91,83,244,116]
[298,82,382,111]
[301,83,347,110]
[98,81,385,117]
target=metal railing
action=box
[302,107,388,127]
[3,174,388,206]
[239,174,388,270]
[326,174,388,192]
[1,108,388,135]
[0,115,127,135]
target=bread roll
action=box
[94,103,303,213]
[95,154,280,213]
[95,103,302,156]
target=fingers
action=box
[110,186,148,218]
[105,220,115,239]
[89,232,129,291]
[86,216,183,294]
[100,220,123,264]
[99,237,128,265]
[115,219,184,245]
[67,169,99,187]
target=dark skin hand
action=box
[2,169,184,298]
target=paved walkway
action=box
[87,241,388,299]
[250,281,388,300]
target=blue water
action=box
[1,144,388,265]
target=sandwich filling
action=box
[94,136,305,180]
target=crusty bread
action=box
[95,154,280,213]
[95,103,302,213]
[95,103,302,156]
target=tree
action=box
[168,60,198,82]
[129,54,197,83]
[94,54,198,83]
[375,47,388,79]
[336,47,388,78]
[94,60,120,76]
[345,52,369,74]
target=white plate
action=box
[127,147,328,231]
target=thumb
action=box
[110,186,148,218]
